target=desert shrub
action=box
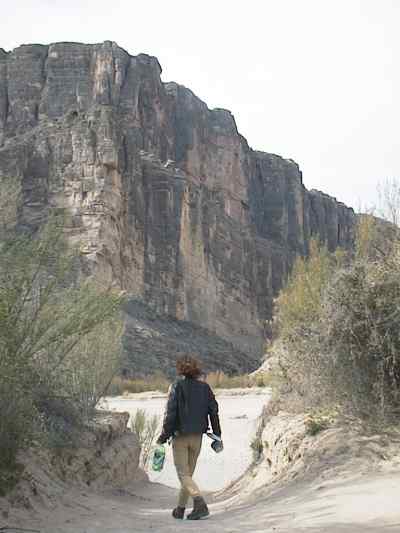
[250,436,264,461]
[0,380,37,470]
[273,240,346,409]
[275,239,346,343]
[61,317,124,417]
[305,410,336,436]
[108,370,269,396]
[355,212,398,261]
[355,213,380,260]
[131,409,160,468]
[320,252,400,418]
[206,371,252,389]
[108,372,170,395]
[274,218,400,422]
[378,177,400,227]
[252,371,276,388]
[0,461,24,497]
[250,407,268,462]
[0,203,125,477]
[0,176,20,239]
[37,391,83,449]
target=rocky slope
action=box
[0,41,356,374]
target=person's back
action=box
[157,356,222,521]
[175,377,219,436]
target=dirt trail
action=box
[21,468,400,532]
[102,389,269,491]
[6,391,400,532]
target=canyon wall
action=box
[0,42,355,375]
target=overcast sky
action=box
[2,0,400,210]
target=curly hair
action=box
[176,355,202,378]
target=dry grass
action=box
[108,373,171,395]
[206,370,272,389]
[206,371,251,389]
[107,370,272,396]
[131,409,160,468]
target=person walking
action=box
[157,355,222,520]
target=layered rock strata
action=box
[0,42,356,373]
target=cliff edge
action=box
[0,42,356,374]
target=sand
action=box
[20,467,400,532]
[5,389,400,532]
[101,390,270,491]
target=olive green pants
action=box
[172,433,203,507]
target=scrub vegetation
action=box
[271,195,400,425]
[108,370,272,396]
[0,177,125,494]
[131,409,160,468]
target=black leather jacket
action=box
[158,377,221,443]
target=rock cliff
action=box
[0,42,355,375]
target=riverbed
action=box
[101,389,270,492]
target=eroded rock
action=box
[0,41,356,372]
[0,412,142,520]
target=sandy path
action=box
[33,469,400,532]
[101,390,270,491]
[9,390,400,532]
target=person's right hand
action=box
[156,434,167,445]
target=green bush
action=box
[305,411,336,436]
[275,239,346,344]
[273,240,346,409]
[273,221,400,422]
[0,188,125,487]
[250,436,264,461]
[131,409,160,468]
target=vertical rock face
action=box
[0,42,356,374]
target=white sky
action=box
[2,0,400,210]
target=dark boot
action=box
[172,506,185,519]
[187,496,209,520]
